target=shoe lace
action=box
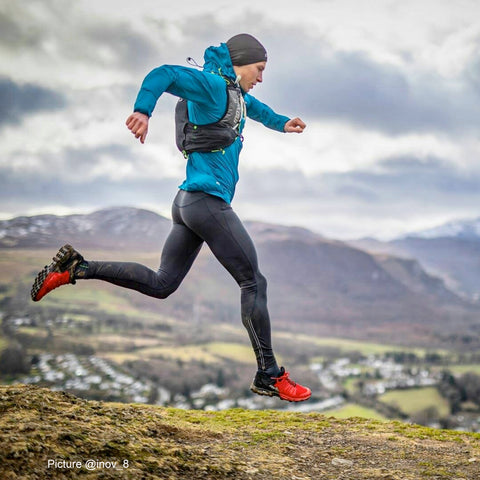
[276,371,297,387]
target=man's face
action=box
[233,61,266,92]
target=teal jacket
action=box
[133,42,290,203]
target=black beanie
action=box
[226,33,267,66]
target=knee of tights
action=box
[153,284,179,300]
[240,273,267,293]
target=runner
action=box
[31,33,311,402]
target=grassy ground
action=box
[1,385,479,480]
[323,403,388,421]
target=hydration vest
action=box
[175,79,245,156]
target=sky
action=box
[1,0,480,240]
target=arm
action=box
[245,94,306,133]
[127,65,226,143]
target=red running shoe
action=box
[250,367,312,402]
[31,244,84,302]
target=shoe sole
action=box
[51,244,79,272]
[250,383,279,398]
[250,383,311,403]
[31,244,79,301]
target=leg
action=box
[182,196,311,401]
[83,223,203,299]
[181,193,278,373]
[31,192,204,301]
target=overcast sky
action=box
[1,0,480,239]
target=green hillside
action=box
[1,385,479,479]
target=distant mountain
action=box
[0,207,171,250]
[351,217,480,301]
[243,224,477,344]
[2,207,479,347]
[407,217,480,240]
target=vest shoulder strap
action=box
[175,80,244,156]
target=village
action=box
[4,314,480,432]
[17,350,443,414]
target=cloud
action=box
[234,156,480,238]
[0,7,43,49]
[0,76,66,127]
[85,23,158,71]
[1,0,480,240]
[295,156,480,208]
[263,40,480,136]
[0,161,180,216]
[363,156,480,199]
[465,47,480,96]
[0,2,161,87]
[1,141,181,182]
[3,3,478,139]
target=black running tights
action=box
[84,190,277,372]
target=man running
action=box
[31,33,311,402]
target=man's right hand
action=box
[126,112,149,144]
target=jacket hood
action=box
[203,43,236,81]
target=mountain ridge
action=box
[351,216,480,301]
[0,207,171,250]
[2,207,479,347]
[402,216,480,240]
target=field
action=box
[379,387,450,417]
[447,364,480,375]
[276,332,445,358]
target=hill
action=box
[0,207,171,250]
[1,385,479,480]
[1,207,480,348]
[351,217,480,301]
[410,217,480,239]
[248,224,477,344]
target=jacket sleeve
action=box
[244,94,290,132]
[133,65,226,121]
